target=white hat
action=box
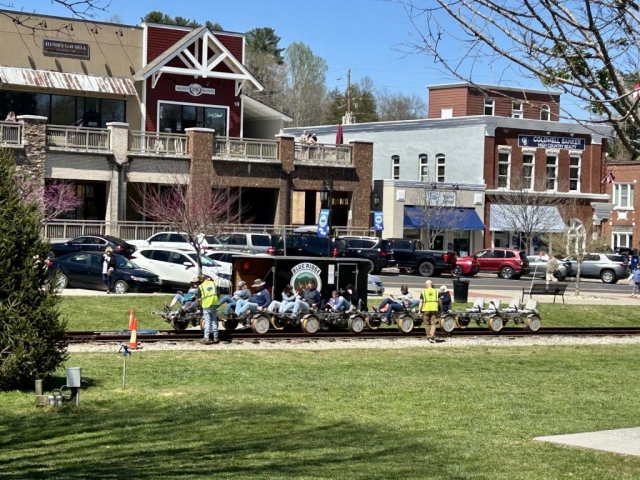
[440,285,448,292]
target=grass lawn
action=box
[2,346,640,479]
[59,295,640,331]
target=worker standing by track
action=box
[198,274,219,345]
[419,280,439,343]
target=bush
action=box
[0,151,68,390]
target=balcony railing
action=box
[129,131,188,156]
[46,125,110,151]
[214,137,278,161]
[295,143,352,165]
[0,121,22,145]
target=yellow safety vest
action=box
[421,288,439,312]
[199,280,218,308]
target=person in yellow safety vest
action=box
[197,274,219,345]
[418,280,440,343]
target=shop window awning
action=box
[0,66,137,96]
[404,207,485,230]
[489,204,566,232]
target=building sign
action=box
[518,135,585,150]
[373,211,384,231]
[317,209,330,238]
[291,263,323,292]
[175,84,216,97]
[43,39,90,59]
[428,191,456,207]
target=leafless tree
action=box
[402,0,640,157]
[376,88,428,121]
[489,175,565,255]
[407,183,465,250]
[132,177,244,274]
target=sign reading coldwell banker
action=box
[43,39,90,59]
[518,135,585,150]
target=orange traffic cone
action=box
[128,316,139,349]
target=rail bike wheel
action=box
[225,319,239,332]
[397,314,414,333]
[439,315,456,334]
[301,314,320,334]
[488,315,504,333]
[251,314,270,335]
[366,315,381,330]
[455,315,469,329]
[348,315,365,334]
[170,317,188,331]
[270,315,288,331]
[525,315,541,332]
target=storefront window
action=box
[101,99,125,127]
[159,102,227,135]
[51,95,76,125]
[0,91,50,120]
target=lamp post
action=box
[371,190,380,235]
[321,175,334,256]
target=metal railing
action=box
[295,143,352,165]
[46,125,110,151]
[214,136,278,161]
[129,131,188,156]
[0,121,22,145]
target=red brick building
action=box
[602,161,640,250]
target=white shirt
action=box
[102,255,111,274]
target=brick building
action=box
[601,161,640,251]
[288,83,613,255]
[0,11,373,236]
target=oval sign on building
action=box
[291,263,322,292]
[175,83,216,96]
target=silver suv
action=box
[564,253,630,284]
[209,232,275,254]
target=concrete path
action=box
[535,427,640,457]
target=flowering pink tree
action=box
[14,174,83,224]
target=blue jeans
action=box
[203,305,219,340]
[235,299,259,315]
[378,298,404,320]
[411,300,420,309]
[291,299,310,315]
[102,273,111,291]
[173,294,186,305]
[332,298,351,312]
[218,295,238,315]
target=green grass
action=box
[2,346,640,479]
[59,296,640,331]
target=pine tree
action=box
[0,151,68,391]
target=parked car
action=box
[210,232,276,254]
[526,255,573,281]
[340,236,395,274]
[450,256,480,277]
[367,274,385,296]
[271,234,347,257]
[130,247,231,292]
[48,252,161,294]
[133,232,218,251]
[388,238,457,277]
[564,253,629,284]
[49,235,136,259]
[206,250,248,265]
[461,248,530,279]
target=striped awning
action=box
[0,66,137,96]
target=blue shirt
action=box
[633,269,640,283]
[249,287,271,307]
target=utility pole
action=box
[346,69,351,115]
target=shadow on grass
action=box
[0,401,431,479]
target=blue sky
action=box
[19,0,585,117]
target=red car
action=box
[447,256,480,277]
[460,248,530,279]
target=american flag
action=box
[602,171,615,184]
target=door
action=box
[345,239,364,260]
[391,239,413,268]
[581,254,600,277]
[474,250,494,272]
[285,235,305,256]
[167,251,197,284]
[87,254,107,288]
[336,262,360,308]
[66,253,91,286]
[147,249,173,281]
[87,237,108,253]
[491,250,506,271]
[147,233,171,248]
[249,234,272,253]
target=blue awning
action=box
[404,207,485,230]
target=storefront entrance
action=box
[158,101,227,135]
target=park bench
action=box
[522,282,567,304]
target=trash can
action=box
[452,279,470,304]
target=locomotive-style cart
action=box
[452,297,541,333]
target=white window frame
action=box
[419,154,429,182]
[569,155,581,192]
[436,154,445,182]
[512,101,523,119]
[545,155,558,191]
[497,151,511,189]
[522,153,535,190]
[612,231,633,250]
[540,104,550,121]
[392,155,400,180]
[441,108,453,119]
[484,98,494,116]
[613,183,635,210]
[156,100,230,136]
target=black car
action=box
[48,252,161,294]
[340,236,395,274]
[49,235,136,258]
[271,234,347,257]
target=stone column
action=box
[16,115,47,197]
[275,134,296,225]
[186,128,216,208]
[105,122,130,228]
[349,139,374,228]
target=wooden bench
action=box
[522,283,568,304]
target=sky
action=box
[17,0,586,118]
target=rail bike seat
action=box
[466,297,485,313]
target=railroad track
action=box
[65,327,640,344]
